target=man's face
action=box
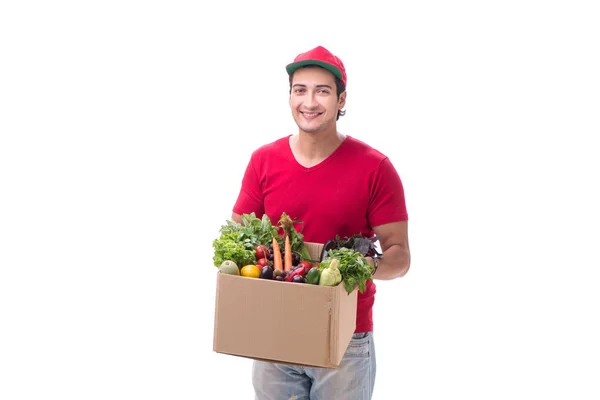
[289,66,346,134]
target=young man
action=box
[231,45,410,400]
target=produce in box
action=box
[212,213,377,293]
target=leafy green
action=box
[320,234,382,260]
[321,247,374,294]
[212,232,255,267]
[220,213,279,248]
[212,213,279,267]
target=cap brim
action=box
[286,60,342,81]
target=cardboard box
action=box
[212,242,357,368]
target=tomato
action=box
[256,258,269,268]
[255,245,270,260]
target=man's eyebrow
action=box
[291,83,333,89]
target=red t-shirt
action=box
[233,135,408,332]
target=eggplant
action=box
[320,239,338,261]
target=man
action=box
[230,45,410,400]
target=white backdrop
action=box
[1,1,599,399]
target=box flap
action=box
[304,242,323,262]
[331,282,357,365]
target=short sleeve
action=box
[232,153,265,216]
[367,157,408,227]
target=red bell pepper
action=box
[285,266,307,282]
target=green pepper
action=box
[305,267,321,285]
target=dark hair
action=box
[288,66,346,121]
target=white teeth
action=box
[303,113,318,117]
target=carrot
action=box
[284,235,293,271]
[272,237,283,271]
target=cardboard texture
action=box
[212,242,358,368]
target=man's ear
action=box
[338,91,347,109]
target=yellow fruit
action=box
[240,265,261,278]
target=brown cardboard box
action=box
[212,242,358,368]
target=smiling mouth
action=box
[301,111,322,118]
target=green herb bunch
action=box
[212,213,278,267]
[322,247,375,294]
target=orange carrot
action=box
[284,235,293,271]
[272,237,283,271]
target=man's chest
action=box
[261,170,372,241]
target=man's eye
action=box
[294,88,305,93]
[318,89,330,94]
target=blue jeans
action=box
[252,332,376,400]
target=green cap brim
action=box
[286,60,342,81]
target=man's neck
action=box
[290,130,346,168]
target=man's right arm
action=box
[231,212,242,224]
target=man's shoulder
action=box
[246,135,291,167]
[345,135,388,162]
[252,135,290,156]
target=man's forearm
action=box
[368,244,410,280]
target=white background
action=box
[1,1,599,399]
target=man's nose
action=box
[304,91,318,108]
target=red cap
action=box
[286,46,347,87]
